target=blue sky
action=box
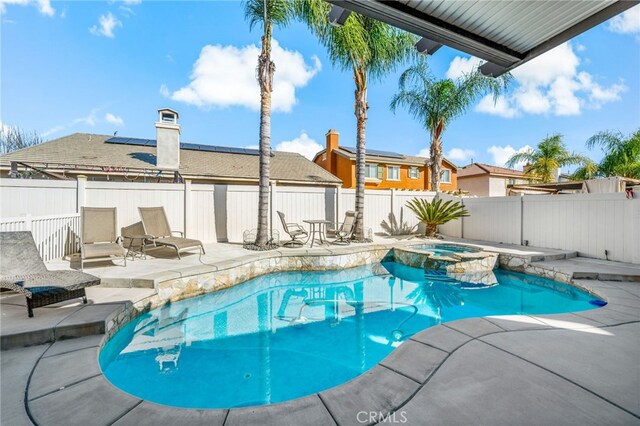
[2,1,639,171]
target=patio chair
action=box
[138,207,205,259]
[80,207,126,270]
[0,231,100,317]
[277,211,308,247]
[327,210,357,245]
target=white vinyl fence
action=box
[0,213,80,261]
[2,177,638,264]
[439,193,640,264]
[1,179,432,258]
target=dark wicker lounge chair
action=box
[138,207,205,259]
[0,231,100,317]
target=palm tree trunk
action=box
[256,28,275,248]
[429,119,444,192]
[429,135,442,192]
[353,66,368,241]
[426,222,437,237]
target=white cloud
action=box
[42,109,100,138]
[464,42,627,118]
[446,148,475,163]
[274,132,322,160]
[487,145,533,168]
[105,113,124,126]
[159,84,170,97]
[608,6,640,34]
[89,12,121,38]
[476,95,519,118]
[0,0,54,16]
[513,87,551,114]
[417,147,474,163]
[445,56,483,80]
[164,40,322,113]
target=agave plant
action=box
[406,197,469,237]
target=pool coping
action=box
[21,275,640,426]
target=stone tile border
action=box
[23,280,640,426]
[392,244,498,273]
[103,241,608,341]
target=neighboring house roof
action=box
[316,146,458,170]
[0,133,342,185]
[328,1,634,76]
[458,163,526,179]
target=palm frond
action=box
[406,198,469,237]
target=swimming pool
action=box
[411,243,480,257]
[100,262,603,409]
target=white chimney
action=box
[155,108,180,170]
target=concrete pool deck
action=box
[1,239,639,425]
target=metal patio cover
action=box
[326,0,638,75]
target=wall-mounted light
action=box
[479,62,508,77]
[415,37,442,55]
[328,5,351,27]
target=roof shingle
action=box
[0,133,342,185]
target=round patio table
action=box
[303,219,332,248]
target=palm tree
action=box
[406,197,469,237]
[295,2,415,240]
[572,129,640,179]
[391,62,510,191]
[244,0,294,248]
[505,134,589,183]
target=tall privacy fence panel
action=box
[1,178,638,263]
[0,213,80,261]
[438,193,640,264]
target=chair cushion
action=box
[153,237,203,251]
[1,270,100,297]
[82,243,125,259]
[289,229,307,237]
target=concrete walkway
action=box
[1,240,639,425]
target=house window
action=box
[507,178,515,186]
[441,169,451,183]
[365,164,381,179]
[387,166,400,181]
[409,167,419,179]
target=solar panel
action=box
[105,137,267,156]
[106,137,131,144]
[180,142,202,151]
[341,146,405,159]
[106,137,157,147]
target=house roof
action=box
[316,146,458,170]
[0,133,342,185]
[458,163,525,178]
[329,1,636,75]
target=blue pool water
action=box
[100,262,602,409]
[411,243,479,257]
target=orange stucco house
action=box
[313,129,458,192]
